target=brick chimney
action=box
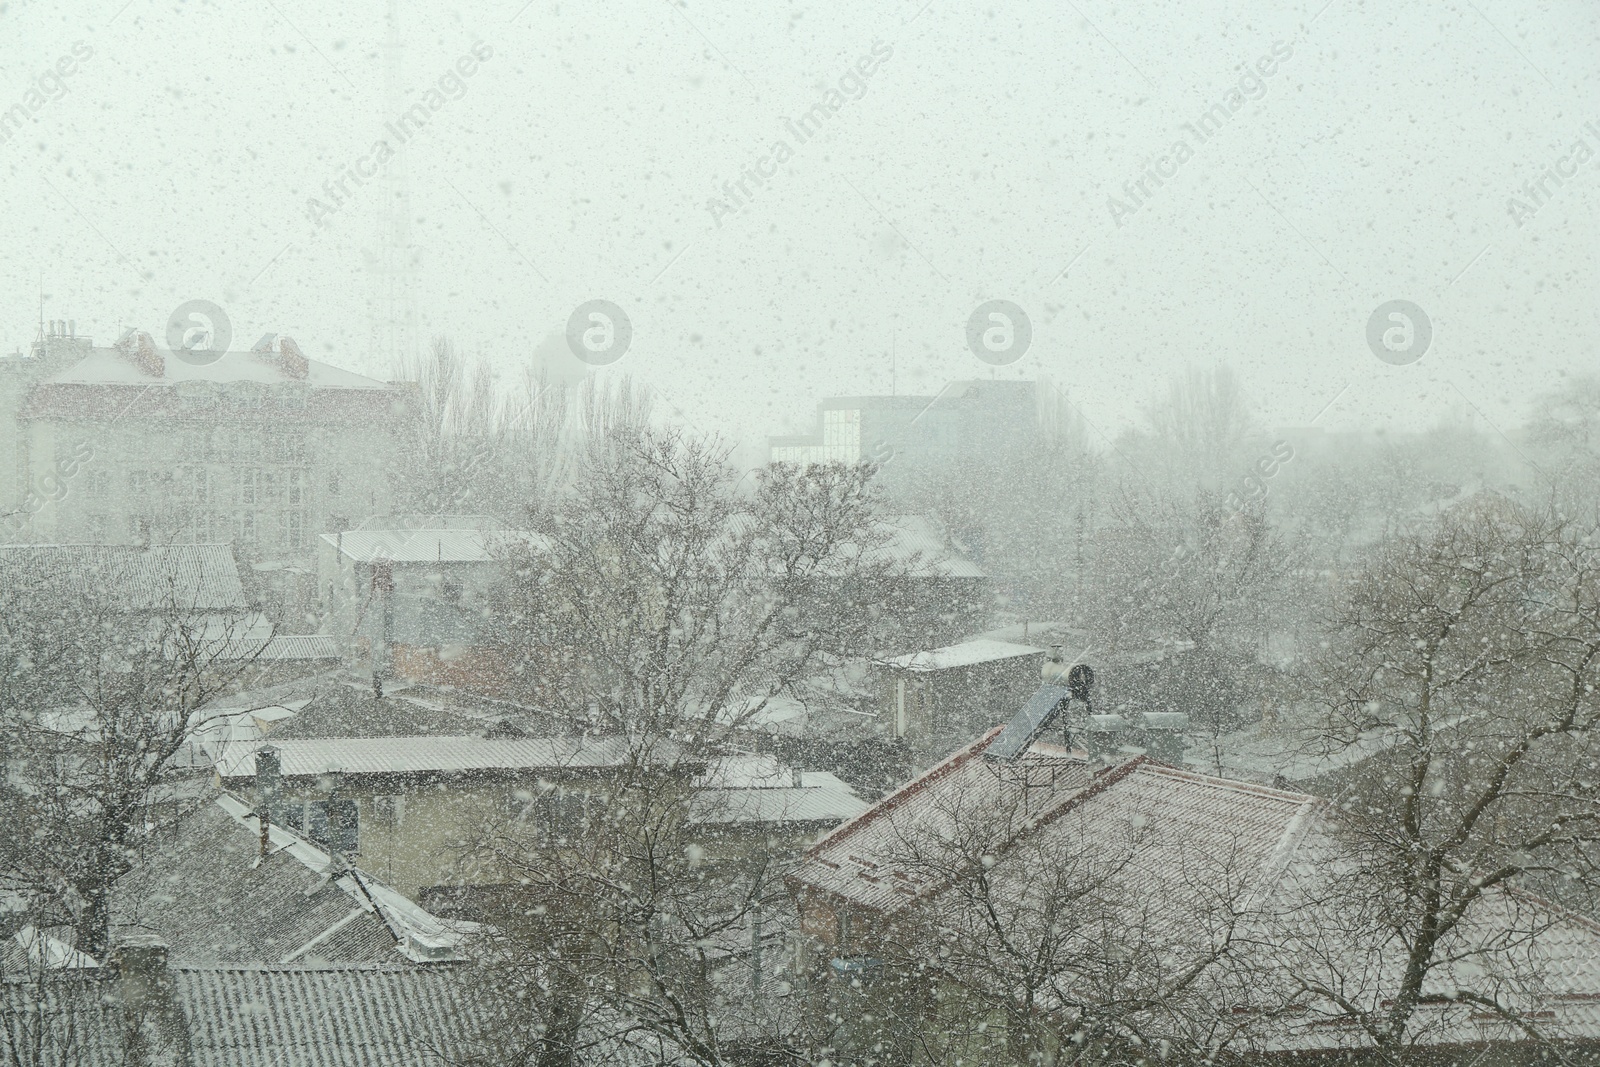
[275,336,310,380]
[111,932,189,1065]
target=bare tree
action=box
[392,337,653,519]
[451,428,913,1066]
[1528,374,1600,512]
[817,768,1281,1067]
[1300,494,1600,1062]
[1081,489,1298,762]
[0,557,269,957]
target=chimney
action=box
[111,932,188,1064]
[1139,712,1189,764]
[275,336,310,380]
[255,746,281,832]
[114,331,165,378]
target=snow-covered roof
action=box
[0,543,247,610]
[37,343,390,390]
[210,793,477,963]
[0,964,484,1066]
[691,770,869,826]
[211,735,645,779]
[5,926,100,970]
[792,728,1600,1053]
[109,793,473,967]
[322,527,542,563]
[880,638,1044,672]
[689,755,869,826]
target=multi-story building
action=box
[0,322,406,615]
[769,379,1040,494]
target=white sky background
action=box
[1,0,1596,453]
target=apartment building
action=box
[0,322,406,604]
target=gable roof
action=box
[792,728,1100,913]
[791,729,1600,1053]
[0,543,247,611]
[114,794,473,967]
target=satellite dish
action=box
[1066,663,1094,702]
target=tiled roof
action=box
[796,733,1314,918]
[793,728,1100,913]
[0,964,682,1067]
[176,965,474,1067]
[114,795,468,966]
[0,965,480,1067]
[0,543,246,610]
[793,729,1600,1052]
[211,735,641,779]
[879,638,1044,672]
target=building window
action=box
[327,470,340,496]
[286,469,305,507]
[236,469,260,507]
[281,509,304,550]
[373,795,404,827]
[821,408,863,462]
[307,798,360,854]
[525,789,602,843]
[236,510,258,545]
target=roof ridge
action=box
[1135,761,1317,803]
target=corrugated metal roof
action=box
[2,966,668,1066]
[881,638,1045,672]
[176,965,476,1067]
[208,634,340,661]
[0,543,246,610]
[212,735,641,778]
[321,528,543,563]
[690,771,869,826]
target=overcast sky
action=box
[2,0,1596,452]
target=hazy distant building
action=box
[317,515,536,690]
[0,323,405,598]
[769,380,1039,493]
